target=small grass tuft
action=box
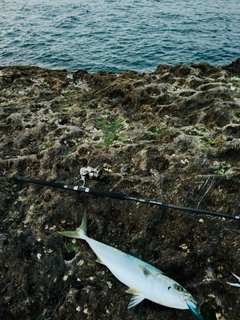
[66,241,80,254]
[213,161,232,175]
[95,115,124,146]
[200,138,218,147]
[148,125,166,135]
[0,103,10,108]
[62,91,76,97]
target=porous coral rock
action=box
[0,59,240,320]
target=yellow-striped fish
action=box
[59,212,203,319]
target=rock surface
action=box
[0,59,240,320]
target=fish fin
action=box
[139,262,165,276]
[126,288,142,295]
[96,257,104,264]
[139,265,153,277]
[58,230,82,238]
[59,211,88,240]
[127,293,145,309]
[187,302,205,320]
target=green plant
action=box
[148,125,166,135]
[66,241,79,254]
[213,161,232,175]
[200,138,218,147]
[0,103,10,108]
[185,123,213,136]
[7,210,22,222]
[95,115,124,146]
[39,83,48,89]
[62,91,76,97]
[118,134,127,143]
[86,103,97,109]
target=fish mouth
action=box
[180,292,197,308]
[184,296,197,307]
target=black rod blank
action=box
[12,175,240,220]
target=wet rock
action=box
[222,57,240,75]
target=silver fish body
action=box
[59,212,203,319]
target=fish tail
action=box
[59,211,88,240]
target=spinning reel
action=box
[80,166,108,186]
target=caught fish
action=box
[59,212,204,319]
[227,271,240,287]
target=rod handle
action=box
[12,175,30,182]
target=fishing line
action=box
[12,174,240,221]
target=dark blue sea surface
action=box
[0,0,239,73]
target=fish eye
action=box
[175,284,183,292]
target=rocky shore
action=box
[0,58,240,320]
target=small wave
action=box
[0,0,239,72]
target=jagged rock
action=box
[0,58,240,320]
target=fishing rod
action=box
[12,174,240,221]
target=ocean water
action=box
[0,0,239,73]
